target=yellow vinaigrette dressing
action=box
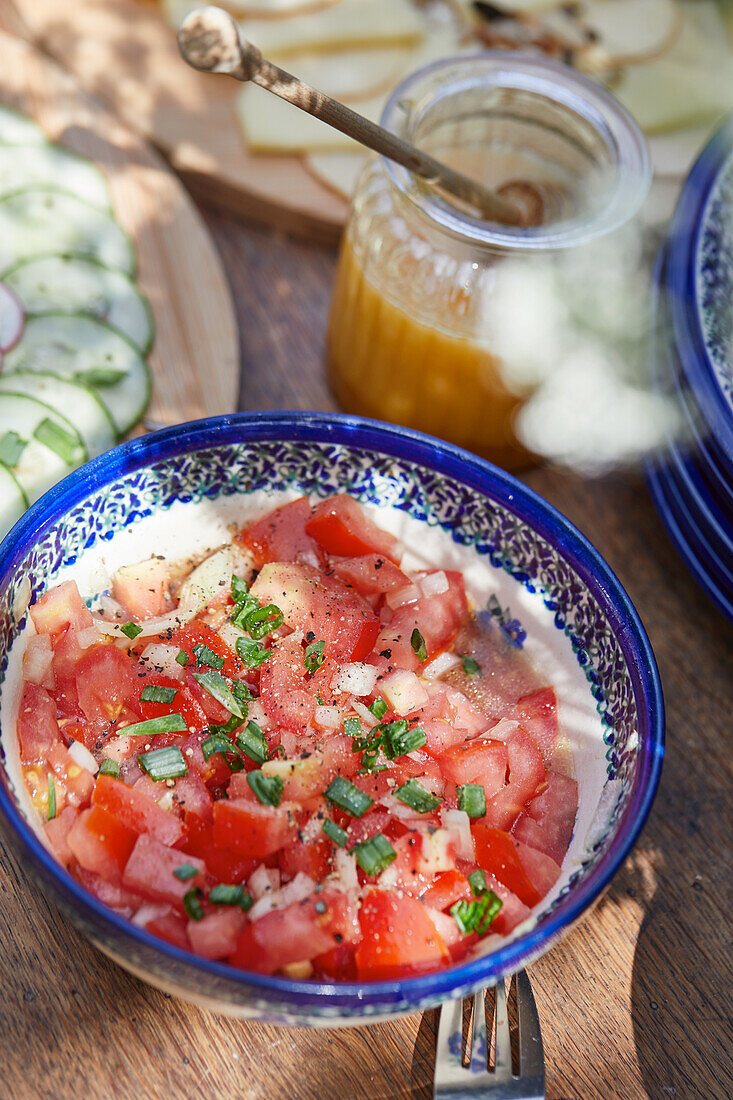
[326,57,651,470]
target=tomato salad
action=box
[18,494,578,981]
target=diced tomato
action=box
[29,579,93,636]
[513,840,561,898]
[67,805,138,881]
[472,824,550,908]
[375,572,468,671]
[512,770,578,864]
[45,805,79,867]
[480,872,531,935]
[187,907,248,959]
[436,739,507,796]
[122,833,206,904]
[112,557,171,620]
[258,633,315,734]
[76,866,146,915]
[182,812,257,883]
[184,668,231,725]
[332,555,409,597]
[355,890,448,980]
[312,943,358,981]
[279,839,331,881]
[420,869,472,912]
[47,742,95,807]
[76,645,140,728]
[240,496,324,569]
[513,688,559,762]
[146,911,190,951]
[92,774,185,847]
[18,683,59,763]
[212,799,297,859]
[250,562,379,662]
[169,620,240,680]
[482,729,545,830]
[306,495,402,563]
[230,891,358,974]
[137,673,209,734]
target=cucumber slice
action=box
[0,370,116,458]
[4,255,154,353]
[3,314,151,435]
[0,394,87,504]
[0,104,46,146]
[0,188,135,275]
[0,463,28,544]
[0,144,111,211]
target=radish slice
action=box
[0,281,24,352]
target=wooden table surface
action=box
[2,205,732,1100]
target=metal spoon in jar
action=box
[177,5,543,228]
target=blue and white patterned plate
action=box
[0,414,664,1025]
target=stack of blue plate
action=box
[647,118,733,622]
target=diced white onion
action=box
[385,583,421,610]
[96,593,127,621]
[300,814,325,843]
[417,828,456,875]
[248,864,280,900]
[335,662,379,697]
[419,571,449,596]
[350,700,375,726]
[218,622,243,652]
[381,669,429,716]
[247,698,271,730]
[93,608,195,639]
[380,792,431,824]
[332,846,359,892]
[279,873,315,906]
[75,625,103,649]
[132,903,170,928]
[248,894,277,922]
[68,740,99,775]
[103,735,141,764]
[314,705,342,729]
[423,651,462,679]
[441,808,474,861]
[22,634,53,685]
[425,907,458,944]
[140,642,186,680]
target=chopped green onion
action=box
[246,603,284,640]
[34,418,79,464]
[354,833,396,876]
[410,627,427,662]
[235,636,271,668]
[192,642,224,670]
[193,670,247,718]
[183,887,205,921]
[395,779,441,813]
[99,759,119,778]
[385,722,427,758]
[138,745,188,781]
[47,775,56,821]
[208,883,253,910]
[304,638,325,672]
[468,869,488,897]
[247,769,284,807]
[457,783,487,819]
[173,863,199,882]
[140,684,177,704]
[0,430,26,467]
[462,656,481,676]
[231,575,250,602]
[175,649,189,667]
[235,721,268,766]
[322,819,349,847]
[201,731,245,772]
[325,776,373,818]
[315,695,324,706]
[120,621,142,640]
[119,713,187,737]
[344,717,361,738]
[369,698,388,720]
[450,891,502,936]
[230,594,259,630]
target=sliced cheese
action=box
[238,0,425,56]
[307,150,369,197]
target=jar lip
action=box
[380,51,651,250]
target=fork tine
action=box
[493,977,513,1083]
[516,970,546,1082]
[433,996,465,1095]
[468,990,488,1073]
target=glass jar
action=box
[326,54,651,470]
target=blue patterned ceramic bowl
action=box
[0,413,664,1025]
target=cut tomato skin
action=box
[436,739,508,795]
[355,890,449,981]
[92,774,186,848]
[332,554,409,596]
[44,804,79,868]
[182,812,257,883]
[419,869,472,912]
[374,572,468,670]
[230,892,355,974]
[75,645,141,728]
[240,495,324,569]
[258,633,316,734]
[212,799,297,859]
[29,579,93,636]
[279,838,331,882]
[122,833,206,905]
[146,911,190,951]
[188,907,247,959]
[514,688,559,762]
[471,824,544,908]
[67,805,138,882]
[306,495,402,563]
[18,683,59,763]
[169,620,241,681]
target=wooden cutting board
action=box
[0,23,239,426]
[10,0,349,245]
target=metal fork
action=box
[434,971,546,1099]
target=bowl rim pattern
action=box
[0,413,665,1016]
